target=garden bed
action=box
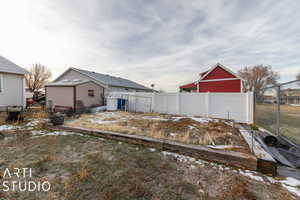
[65,111,250,154]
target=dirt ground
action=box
[0,110,299,199]
[65,111,251,154]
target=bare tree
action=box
[238,65,279,100]
[25,63,52,92]
[297,71,300,81]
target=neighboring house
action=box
[281,88,300,105]
[0,55,28,111]
[46,67,152,112]
[180,63,244,93]
[262,95,276,104]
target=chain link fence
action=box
[255,80,300,145]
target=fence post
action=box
[176,93,181,115]
[276,86,281,136]
[151,92,156,112]
[206,92,210,117]
[246,92,250,124]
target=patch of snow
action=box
[281,177,300,187]
[143,116,169,121]
[90,106,107,113]
[172,116,215,124]
[31,130,47,136]
[0,125,15,131]
[95,112,119,117]
[90,118,119,124]
[162,151,300,197]
[162,151,196,163]
[238,170,264,182]
[170,133,177,137]
[207,145,241,149]
[172,117,187,121]
[188,125,195,130]
[25,119,45,127]
[282,185,300,197]
[32,131,83,137]
[149,148,156,152]
[190,117,212,123]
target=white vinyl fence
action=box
[108,92,254,124]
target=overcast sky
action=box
[0,0,299,91]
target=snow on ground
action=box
[31,130,106,141]
[31,130,83,137]
[162,150,300,197]
[0,125,15,131]
[170,133,178,137]
[142,116,169,121]
[207,145,243,149]
[80,111,219,126]
[90,118,119,124]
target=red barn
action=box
[180,63,244,93]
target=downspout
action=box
[73,86,76,113]
[22,76,26,108]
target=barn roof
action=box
[0,55,28,75]
[179,82,197,89]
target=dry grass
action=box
[0,125,296,200]
[66,112,249,152]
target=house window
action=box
[88,89,94,97]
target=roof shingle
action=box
[0,55,28,75]
[72,68,151,91]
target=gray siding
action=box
[0,73,25,110]
[46,86,74,109]
[76,82,105,107]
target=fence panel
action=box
[109,91,253,124]
[255,87,278,134]
[255,80,300,145]
[280,81,300,144]
[210,93,249,122]
[180,93,207,117]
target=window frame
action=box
[88,89,94,97]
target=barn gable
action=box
[179,63,243,93]
[201,64,239,80]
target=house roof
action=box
[62,67,152,91]
[179,82,197,89]
[46,79,93,87]
[0,55,28,75]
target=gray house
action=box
[46,67,151,112]
[0,55,28,111]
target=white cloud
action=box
[0,0,300,91]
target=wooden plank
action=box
[163,141,257,170]
[50,125,164,149]
[49,125,258,171]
